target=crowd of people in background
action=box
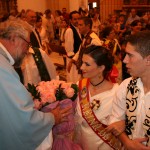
[3,7,149,83]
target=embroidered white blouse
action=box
[110,77,150,143]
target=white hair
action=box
[0,18,32,40]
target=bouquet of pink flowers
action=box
[27,80,81,150]
[27,79,78,110]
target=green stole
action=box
[32,47,51,81]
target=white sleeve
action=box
[90,32,103,46]
[109,78,131,124]
[72,45,82,61]
[40,49,57,80]
[64,28,74,57]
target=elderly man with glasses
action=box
[0,18,71,150]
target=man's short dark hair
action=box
[127,30,150,58]
[69,11,79,20]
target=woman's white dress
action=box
[75,83,119,150]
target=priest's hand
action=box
[50,105,72,125]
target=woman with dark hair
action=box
[74,45,121,150]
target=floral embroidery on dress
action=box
[90,99,101,111]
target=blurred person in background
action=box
[64,10,82,83]
[62,8,69,21]
[42,9,55,42]
[92,13,101,37]
[54,10,64,39]
[35,13,51,55]
[101,26,122,83]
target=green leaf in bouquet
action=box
[71,84,78,101]
[55,84,67,101]
[40,102,50,109]
[27,83,41,101]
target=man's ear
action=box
[145,55,150,65]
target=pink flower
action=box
[61,82,71,89]
[64,87,74,98]
[49,80,64,88]
[28,79,78,110]
[41,93,56,105]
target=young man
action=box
[0,19,70,150]
[107,31,150,149]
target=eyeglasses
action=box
[18,36,32,48]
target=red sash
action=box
[78,78,122,150]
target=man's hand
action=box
[106,120,125,137]
[50,105,72,125]
[106,120,150,150]
[124,137,149,150]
